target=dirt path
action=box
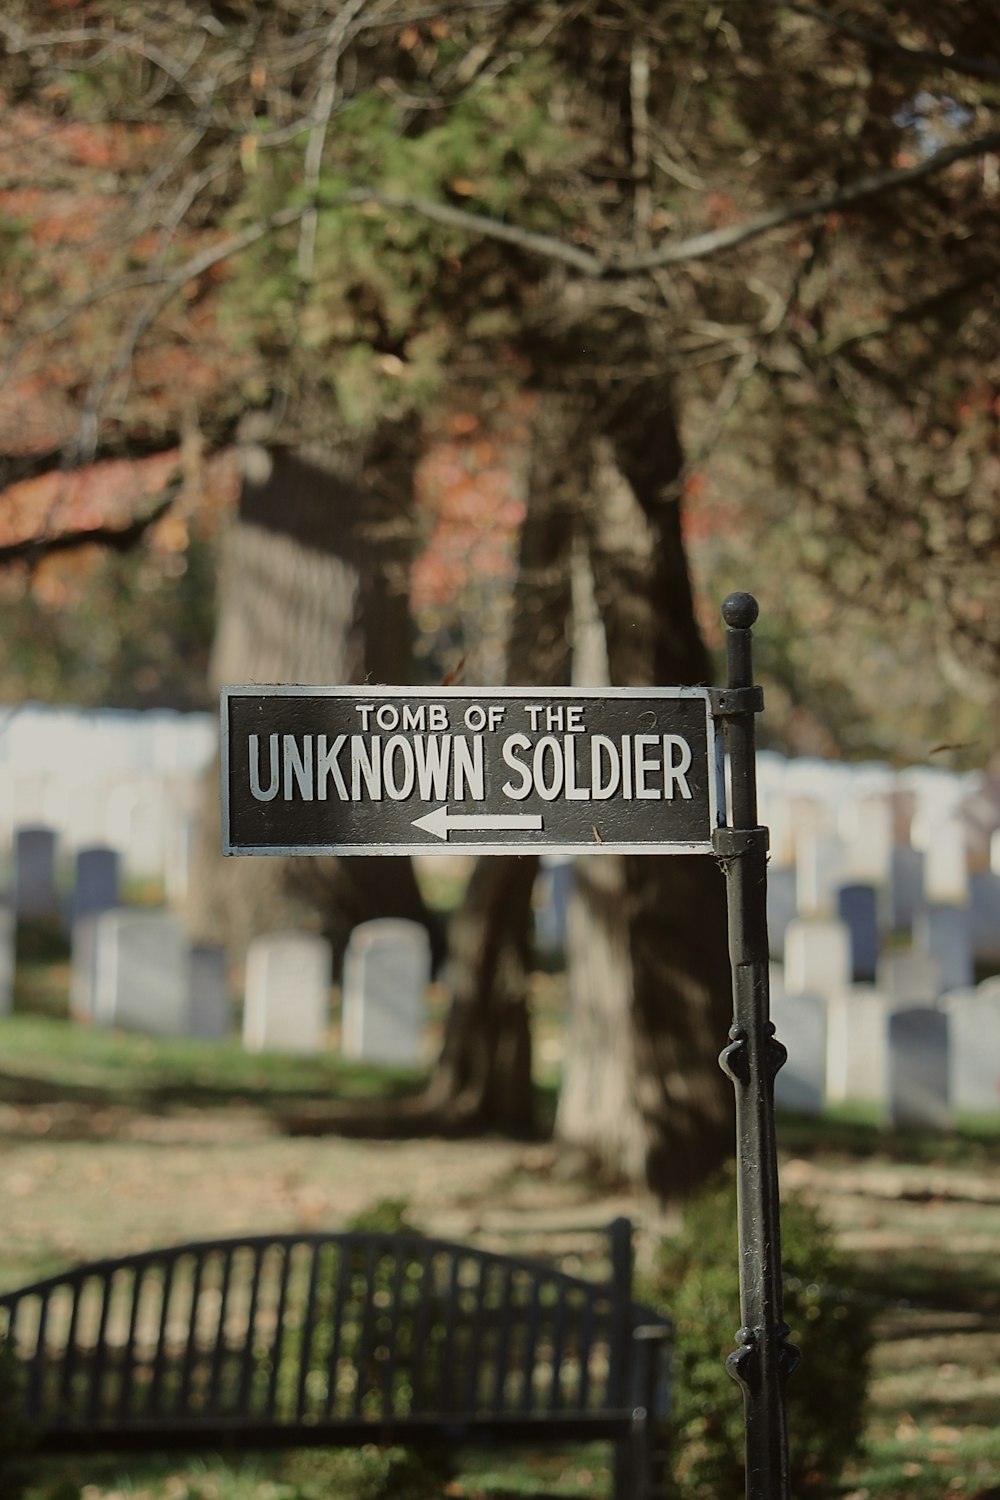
[0,1100,641,1287]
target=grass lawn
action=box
[1,967,999,1499]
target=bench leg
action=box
[615,1414,661,1500]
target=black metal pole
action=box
[712,592,799,1500]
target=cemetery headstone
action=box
[969,870,1000,966]
[71,846,120,924]
[876,948,942,1007]
[243,931,331,1054]
[923,818,969,905]
[14,825,58,919]
[535,858,574,956]
[887,844,925,933]
[766,866,797,962]
[942,987,1000,1119]
[915,904,973,994]
[841,796,894,887]
[887,1006,951,1129]
[771,990,826,1115]
[783,917,852,999]
[341,918,431,1067]
[794,833,845,918]
[825,986,890,1107]
[836,883,879,981]
[94,909,189,1037]
[69,915,100,1022]
[0,906,14,1016]
[188,945,231,1041]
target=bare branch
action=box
[784,2,1000,85]
[298,0,372,281]
[613,130,1000,273]
[329,129,1000,279]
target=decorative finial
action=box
[721,592,759,630]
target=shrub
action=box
[648,1169,873,1498]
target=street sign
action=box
[221,685,721,856]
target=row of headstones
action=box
[0,705,214,887]
[50,912,433,1064]
[0,704,215,776]
[772,971,1000,1127]
[12,836,124,922]
[8,811,195,918]
[774,901,988,1001]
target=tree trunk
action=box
[555,378,735,1205]
[422,393,576,1132]
[185,426,442,968]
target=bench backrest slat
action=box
[488,1259,513,1415]
[119,1264,146,1422]
[294,1241,322,1422]
[178,1249,206,1418]
[461,1253,488,1415]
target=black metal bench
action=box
[0,1217,671,1499]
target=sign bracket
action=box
[712,592,798,1500]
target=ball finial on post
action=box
[721,591,759,631]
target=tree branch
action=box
[0,485,179,566]
[784,2,1000,85]
[332,129,1000,278]
[611,130,1000,273]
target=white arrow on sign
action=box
[412,806,544,842]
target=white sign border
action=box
[221,684,724,857]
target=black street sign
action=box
[221,685,721,856]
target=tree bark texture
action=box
[185,428,440,967]
[422,394,577,1133]
[552,375,735,1203]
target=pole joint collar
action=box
[709,685,765,718]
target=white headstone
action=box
[914,904,973,994]
[842,796,894,886]
[772,992,826,1115]
[784,917,852,999]
[341,918,431,1067]
[188,945,231,1041]
[943,987,1000,1119]
[14,825,58,918]
[887,1007,951,1130]
[825,987,890,1106]
[69,915,100,1022]
[71,846,120,923]
[923,818,969,905]
[795,833,845,918]
[243,931,331,1054]
[94,909,189,1036]
[876,948,942,1007]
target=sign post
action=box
[711,593,797,1500]
[220,592,794,1498]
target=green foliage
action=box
[221,47,576,430]
[648,1170,873,1498]
[0,534,217,711]
[345,1196,420,1235]
[296,1444,451,1500]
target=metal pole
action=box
[711,592,799,1500]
